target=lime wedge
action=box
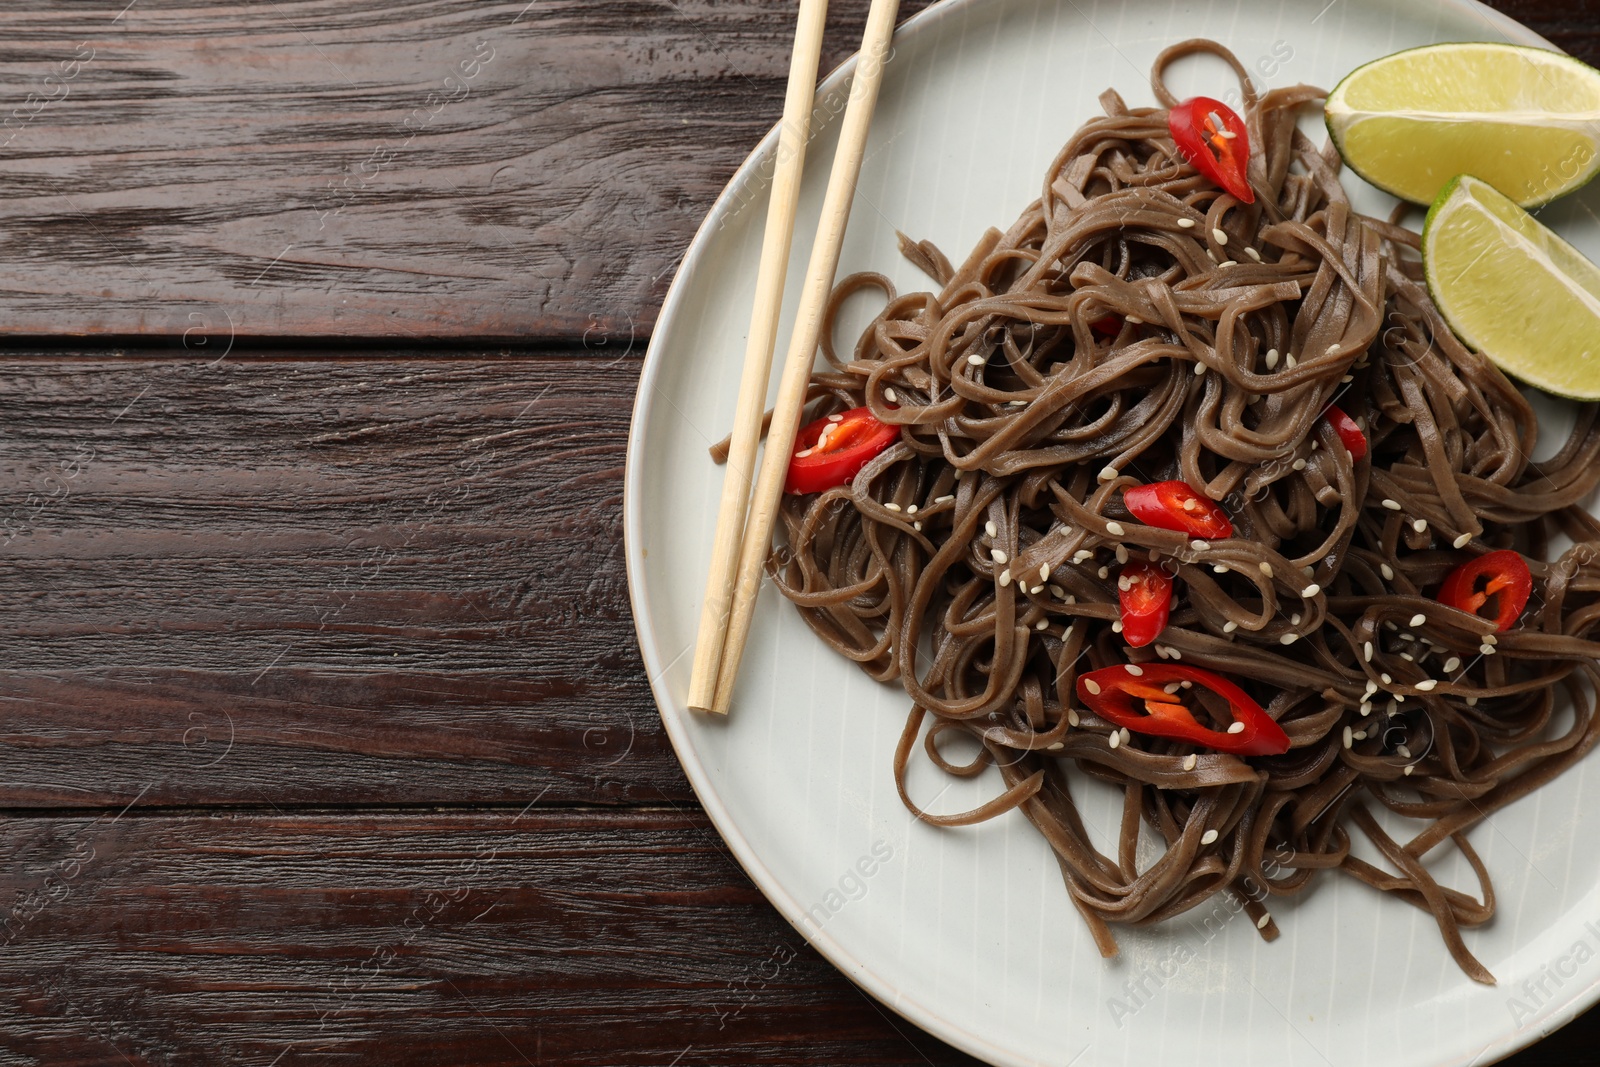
[1423,175,1600,399]
[1326,42,1600,206]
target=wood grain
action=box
[0,353,695,807]
[0,0,935,341]
[0,808,982,1067]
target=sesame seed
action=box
[1098,566,1110,579]
[1047,741,1064,751]
[1036,619,1049,631]
[1068,708,1081,725]
[1482,633,1498,645]
[1168,647,1182,660]
[1125,664,1144,676]
[906,504,918,515]
[1201,829,1220,844]
[1213,228,1229,245]
[1340,374,1353,383]
[1111,620,1123,632]
[1194,361,1207,376]
[1108,731,1120,749]
[1443,656,1461,673]
[1245,246,1262,262]
[1285,353,1298,368]
[1395,694,1406,703]
[1049,584,1065,597]
[1265,349,1279,369]
[1128,315,1143,324]
[1380,564,1395,580]
[1400,653,1413,662]
[1228,721,1246,734]
[885,502,902,512]
[1415,679,1438,691]
[1219,260,1237,268]
[1360,701,1372,716]
[1404,765,1415,776]
[1303,583,1320,598]
[1397,744,1412,759]
[1118,575,1132,592]
[1410,614,1426,628]
[1292,458,1307,471]
[1073,550,1092,564]
[1223,621,1238,633]
[827,413,843,422]
[1466,696,1478,707]
[1280,633,1298,645]
[1191,539,1210,552]
[1257,913,1272,929]
[1115,546,1129,564]
[986,520,998,538]
[1453,533,1471,549]
[1030,585,1043,595]
[1401,632,1414,641]
[1291,613,1302,625]
[1183,754,1198,771]
[967,354,985,366]
[1260,562,1274,577]
[934,494,954,504]
[1106,521,1126,536]
[1181,681,1193,689]
[992,548,1008,564]
[1039,563,1050,581]
[1363,641,1375,662]
[1327,343,1340,354]
[913,521,922,531]
[795,448,813,458]
[1178,217,1196,229]
[885,388,898,403]
[1480,643,1496,655]
[1380,672,1392,684]
[1364,680,1377,696]
[1213,564,1228,573]
[1382,499,1401,511]
[1353,729,1367,741]
[1097,466,1121,485]
[1343,726,1353,749]
[1412,519,1428,534]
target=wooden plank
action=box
[0,808,983,1066]
[0,0,934,341]
[0,353,697,807]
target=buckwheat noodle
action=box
[756,40,1600,984]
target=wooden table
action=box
[2,1,1597,1063]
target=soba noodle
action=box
[757,39,1600,984]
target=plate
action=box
[624,1,1600,1064]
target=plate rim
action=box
[621,1,1600,1064]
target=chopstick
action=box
[686,0,831,714]
[709,0,903,715]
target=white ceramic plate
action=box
[625,2,1600,1064]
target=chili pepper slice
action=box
[1117,560,1172,647]
[1076,663,1290,756]
[784,406,900,495]
[1168,96,1255,205]
[1324,404,1368,461]
[1123,481,1234,540]
[1436,549,1532,632]
[1090,314,1122,337]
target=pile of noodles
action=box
[751,39,1600,984]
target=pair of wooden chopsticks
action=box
[687,0,902,715]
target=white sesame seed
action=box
[794,448,813,458]
[1412,519,1428,534]
[1193,360,1207,376]
[1201,829,1220,845]
[1443,656,1461,673]
[1480,643,1496,656]
[1050,584,1065,597]
[1257,914,1272,929]
[885,388,897,403]
[1098,466,1120,482]
[1191,539,1210,552]
[1036,619,1049,631]
[1168,647,1182,660]
[934,494,954,504]
[1245,246,1262,261]
[1404,765,1415,776]
[1289,613,1301,626]
[1116,546,1130,564]
[1106,521,1126,537]
[1364,680,1377,696]
[1327,343,1340,354]
[1068,708,1081,726]
[1382,498,1401,511]
[1218,260,1237,268]
[1303,583,1320,598]
[1125,664,1144,677]
[1178,217,1196,228]
[827,413,843,422]
[1380,673,1392,684]
[992,548,1008,564]
[1360,701,1372,716]
[1453,533,1471,549]
[1030,585,1043,595]
[967,354,985,366]
[906,504,918,516]
[1401,632,1414,641]
[1285,353,1298,368]
[885,502,901,512]
[985,520,998,538]
[1109,731,1120,749]
[1363,642,1374,663]
[1292,458,1307,471]
[1118,575,1132,592]
[1073,550,1092,563]
[1127,315,1143,325]
[1039,564,1050,582]
[1228,721,1246,734]
[1280,633,1298,645]
[1466,696,1478,707]
[1183,754,1198,771]
[1213,228,1229,245]
[1397,744,1412,759]
[1482,633,1498,645]
[1400,652,1414,662]
[1213,564,1227,573]
[1410,614,1426,628]
[1260,562,1274,578]
[1111,620,1123,632]
[1098,566,1110,579]
[1416,679,1438,691]
[1354,730,1367,741]
[1047,741,1064,751]
[1343,726,1353,749]
[1223,621,1238,633]
[913,521,922,531]
[1380,564,1395,580]
[1395,694,1406,703]
[1265,349,1279,369]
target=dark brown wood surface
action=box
[5,1,1600,1064]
